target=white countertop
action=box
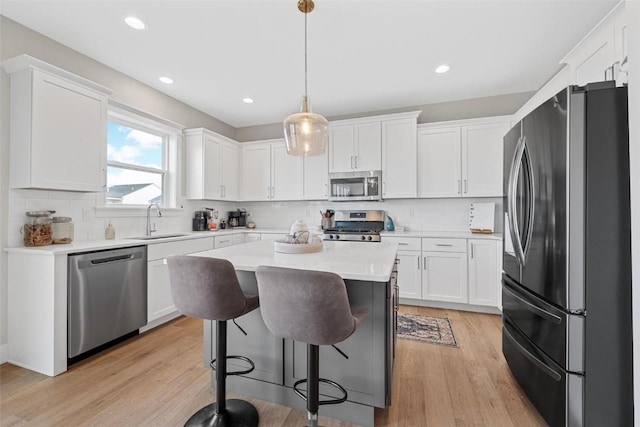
[4,228,501,254]
[193,239,399,282]
[380,230,502,240]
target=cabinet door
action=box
[354,122,382,170]
[245,233,261,243]
[396,251,422,299]
[461,123,508,197]
[241,144,271,201]
[203,134,223,200]
[422,251,468,303]
[382,118,417,198]
[271,142,302,200]
[329,125,355,172]
[232,233,245,246]
[417,128,461,198]
[468,239,499,307]
[147,259,176,322]
[221,141,239,200]
[30,71,107,192]
[302,150,328,200]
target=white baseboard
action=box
[0,343,8,364]
[139,312,182,334]
[399,298,502,315]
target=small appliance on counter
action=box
[228,209,247,228]
[192,211,207,231]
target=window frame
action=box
[99,102,183,211]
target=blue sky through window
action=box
[107,122,163,168]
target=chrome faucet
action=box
[146,203,162,236]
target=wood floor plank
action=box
[1,307,546,427]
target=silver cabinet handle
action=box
[355,155,358,169]
[398,243,409,246]
[383,181,386,196]
[436,244,453,247]
[271,186,275,199]
[350,156,354,169]
[464,179,468,193]
[423,256,427,270]
[457,179,461,194]
[470,243,474,259]
[417,257,421,270]
[102,168,107,188]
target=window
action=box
[105,105,181,207]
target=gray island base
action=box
[197,240,398,427]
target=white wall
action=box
[625,0,640,423]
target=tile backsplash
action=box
[7,188,503,247]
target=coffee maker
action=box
[228,209,247,228]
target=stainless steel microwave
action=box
[328,170,382,202]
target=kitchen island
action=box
[195,239,399,427]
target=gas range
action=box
[322,210,385,243]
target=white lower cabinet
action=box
[146,237,216,327]
[396,251,422,299]
[382,235,501,310]
[214,235,234,249]
[468,239,501,307]
[245,233,261,243]
[422,250,468,304]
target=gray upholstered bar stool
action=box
[255,266,368,427]
[167,256,260,427]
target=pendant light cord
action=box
[304,8,308,98]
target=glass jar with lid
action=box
[23,210,54,247]
[52,216,74,244]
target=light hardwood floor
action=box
[0,306,546,427]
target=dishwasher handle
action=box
[77,250,144,268]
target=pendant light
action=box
[283,0,328,157]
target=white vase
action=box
[289,220,309,243]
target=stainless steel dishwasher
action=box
[68,246,147,359]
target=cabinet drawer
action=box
[381,236,421,251]
[214,235,234,248]
[147,237,214,261]
[422,238,467,252]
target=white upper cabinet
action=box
[241,140,302,201]
[302,150,328,200]
[381,113,420,199]
[185,128,240,201]
[560,2,627,87]
[329,121,381,173]
[417,127,461,198]
[461,122,510,197]
[2,55,111,192]
[418,118,510,198]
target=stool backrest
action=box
[167,256,248,321]
[255,266,357,346]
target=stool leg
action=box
[216,320,227,414]
[307,344,319,427]
[185,320,259,427]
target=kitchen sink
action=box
[126,233,191,240]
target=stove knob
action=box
[361,235,366,241]
[368,236,373,241]
[335,235,340,239]
[329,235,334,240]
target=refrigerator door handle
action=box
[503,322,563,381]
[522,139,536,260]
[503,285,562,325]
[507,135,527,265]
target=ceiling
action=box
[1,0,620,128]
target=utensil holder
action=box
[321,218,333,230]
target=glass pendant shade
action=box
[283,96,328,156]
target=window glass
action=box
[106,120,167,205]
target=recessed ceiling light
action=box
[435,64,450,74]
[124,16,146,30]
[159,76,174,84]
[242,98,254,104]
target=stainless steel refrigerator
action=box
[501,82,633,426]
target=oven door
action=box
[329,171,382,201]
